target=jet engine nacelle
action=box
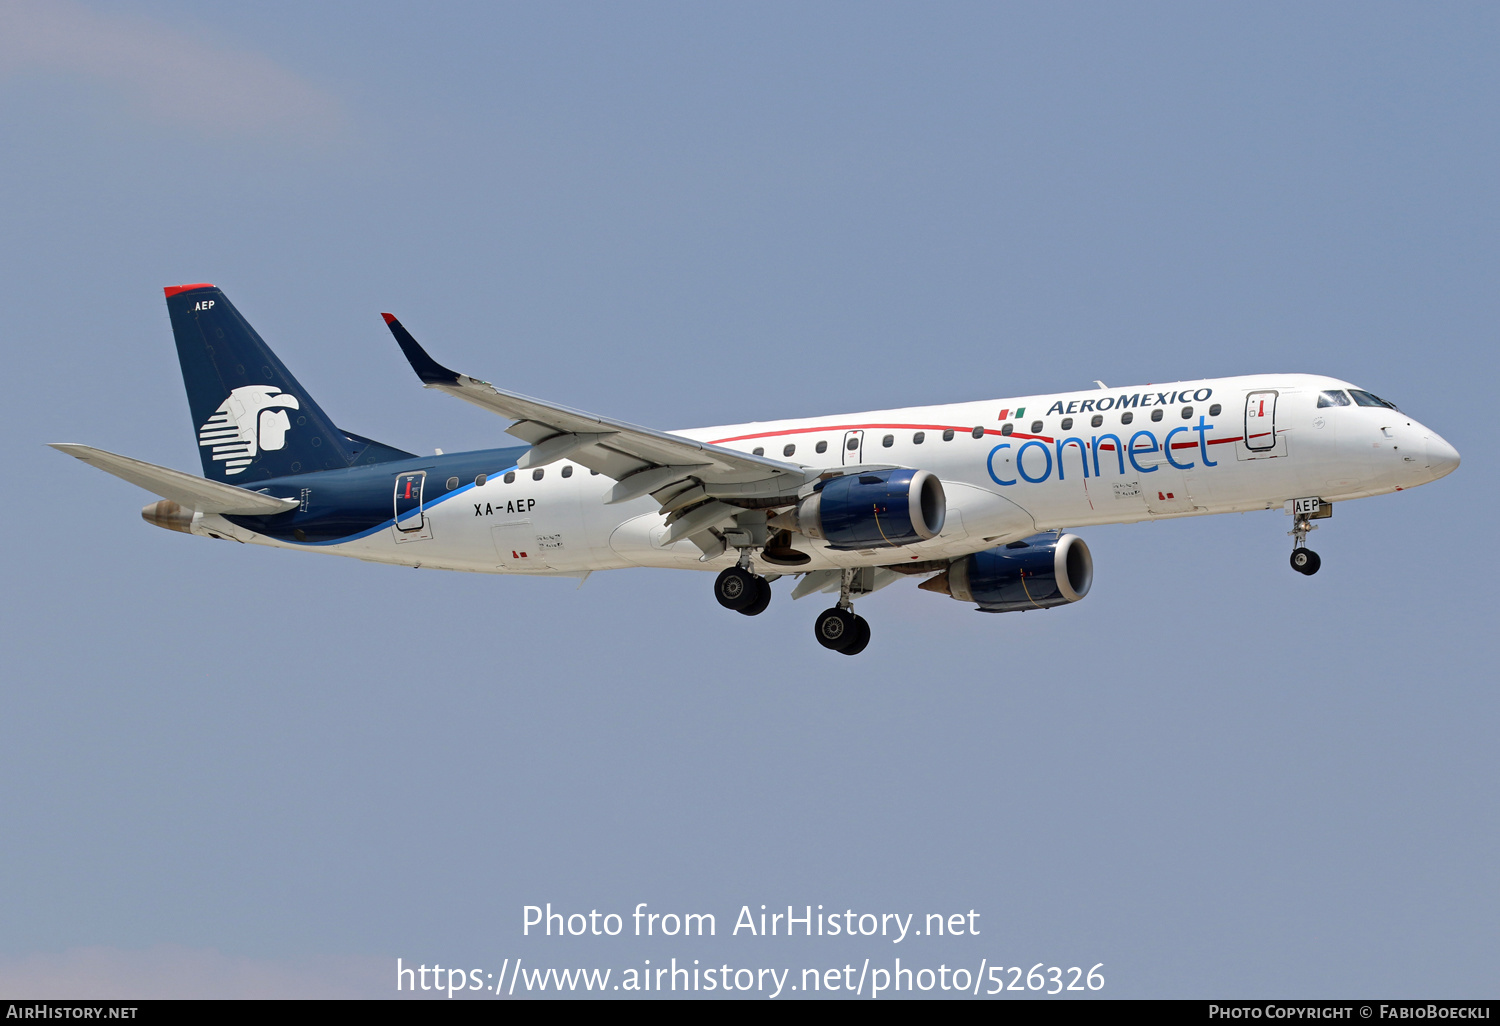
[922,533,1093,612]
[773,468,946,550]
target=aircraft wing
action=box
[49,444,299,515]
[382,314,810,504]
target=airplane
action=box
[52,284,1461,655]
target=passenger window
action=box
[504,471,515,484]
[1120,412,1133,425]
[1060,417,1073,430]
[753,447,764,456]
[561,465,573,478]
[1030,420,1043,433]
[446,476,459,490]
[1090,415,1103,428]
[1150,408,1164,422]
[475,473,488,487]
[1182,406,1193,419]
[913,431,925,444]
[942,429,955,441]
[1000,423,1013,436]
[882,434,894,447]
[815,440,828,454]
[532,468,544,481]
[846,437,859,450]
[971,426,984,439]
[1318,390,1352,408]
[783,443,796,457]
[1209,403,1222,416]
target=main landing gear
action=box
[714,562,772,616]
[1289,508,1322,576]
[715,558,873,656]
[814,569,871,656]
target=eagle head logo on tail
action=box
[197,385,301,475]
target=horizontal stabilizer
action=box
[49,444,299,515]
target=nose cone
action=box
[1426,435,1461,480]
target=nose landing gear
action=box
[1290,547,1321,575]
[1288,501,1323,576]
[813,569,871,655]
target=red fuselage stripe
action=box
[711,422,979,444]
[709,421,1249,450]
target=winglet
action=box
[381,313,462,386]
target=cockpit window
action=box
[1317,390,1351,408]
[1349,389,1398,410]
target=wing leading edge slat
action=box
[380,314,811,495]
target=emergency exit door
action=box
[842,429,864,465]
[1245,391,1278,451]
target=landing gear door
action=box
[1245,391,1278,451]
[842,429,864,465]
[393,471,431,541]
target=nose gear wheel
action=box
[1290,547,1321,575]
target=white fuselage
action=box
[193,374,1460,576]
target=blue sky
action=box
[0,1,1495,998]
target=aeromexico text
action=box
[1043,386,1215,416]
[523,904,979,943]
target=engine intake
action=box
[922,533,1093,612]
[773,468,945,550]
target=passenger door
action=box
[392,471,432,541]
[1245,391,1278,451]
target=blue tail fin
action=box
[164,284,413,480]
